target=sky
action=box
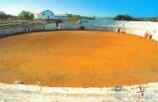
[0,0,158,17]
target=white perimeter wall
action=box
[0,27,26,36]
[121,21,158,41]
[44,23,57,30]
[0,82,158,102]
[81,20,158,41]
[59,23,81,30]
[0,21,158,41]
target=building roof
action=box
[40,10,54,15]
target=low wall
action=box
[84,25,118,31]
[80,20,158,41]
[120,27,146,37]
[31,25,45,32]
[0,21,158,41]
[59,23,81,30]
[0,27,26,36]
[0,24,57,36]
[0,82,158,102]
[0,23,80,36]
[153,31,158,41]
[44,23,57,30]
[120,21,158,40]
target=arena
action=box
[0,30,158,87]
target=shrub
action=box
[114,14,133,21]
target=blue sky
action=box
[0,0,158,17]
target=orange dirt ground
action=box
[0,31,158,87]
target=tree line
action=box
[1,10,158,22]
[0,10,34,21]
[0,11,95,21]
[66,14,95,21]
[114,14,158,22]
[65,14,158,22]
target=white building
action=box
[35,10,69,21]
[35,10,57,20]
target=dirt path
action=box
[0,31,158,87]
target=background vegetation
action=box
[66,14,95,21]
[1,10,158,22]
[114,14,133,21]
[18,11,34,20]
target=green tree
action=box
[67,14,80,21]
[0,11,6,15]
[0,11,19,20]
[18,10,34,20]
[0,11,7,19]
[114,14,133,21]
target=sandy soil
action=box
[0,31,158,87]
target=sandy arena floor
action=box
[0,31,158,87]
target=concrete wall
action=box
[31,25,45,32]
[120,27,146,37]
[120,21,158,40]
[153,31,158,41]
[44,23,57,30]
[84,25,118,32]
[0,21,158,41]
[80,20,158,41]
[59,23,81,30]
[1,82,158,102]
[0,24,57,36]
[0,27,26,36]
